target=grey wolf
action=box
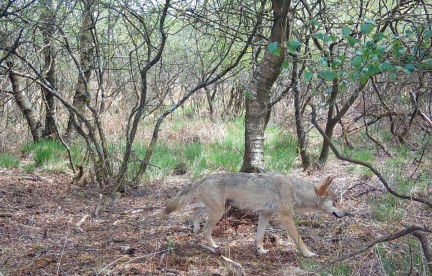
[165,172,350,257]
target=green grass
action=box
[375,241,426,275]
[128,117,297,181]
[0,153,20,168]
[13,117,297,180]
[265,128,298,172]
[371,194,405,222]
[22,140,66,168]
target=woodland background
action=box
[0,0,432,275]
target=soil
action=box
[0,163,429,275]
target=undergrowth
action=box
[4,113,431,276]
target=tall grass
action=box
[15,116,297,180]
[0,153,20,168]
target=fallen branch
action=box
[75,214,90,228]
[317,225,432,272]
[310,104,432,208]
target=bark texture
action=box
[8,61,43,142]
[241,0,290,172]
[40,0,57,138]
[65,0,94,139]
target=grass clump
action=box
[22,140,65,167]
[0,153,20,168]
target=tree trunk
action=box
[40,0,57,139]
[292,46,310,168]
[241,0,290,173]
[318,79,369,165]
[7,61,43,142]
[65,0,94,139]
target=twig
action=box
[75,214,90,228]
[56,230,69,275]
[200,244,219,254]
[221,255,245,276]
[317,225,432,272]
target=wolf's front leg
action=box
[277,209,317,257]
[256,211,272,254]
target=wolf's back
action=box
[165,180,202,214]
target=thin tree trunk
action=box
[40,0,57,139]
[65,0,94,139]
[241,0,291,173]
[7,61,43,142]
[318,80,368,165]
[292,45,310,168]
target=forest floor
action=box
[0,161,430,276]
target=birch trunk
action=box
[241,0,290,172]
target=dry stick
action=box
[309,104,432,208]
[317,226,432,272]
[56,230,69,276]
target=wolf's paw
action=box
[302,251,318,257]
[193,227,201,234]
[257,248,269,255]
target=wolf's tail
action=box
[165,179,202,214]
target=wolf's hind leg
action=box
[277,209,317,257]
[256,211,272,254]
[201,207,228,248]
[192,206,207,233]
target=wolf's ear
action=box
[315,176,334,196]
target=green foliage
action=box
[22,140,65,167]
[267,42,281,57]
[0,154,20,168]
[375,242,426,275]
[371,194,404,222]
[265,128,297,172]
[287,40,301,54]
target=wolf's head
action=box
[315,177,350,218]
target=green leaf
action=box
[311,20,321,26]
[304,71,313,82]
[422,58,432,69]
[365,19,377,26]
[268,42,280,56]
[287,40,301,54]
[319,57,328,67]
[245,91,253,99]
[273,47,281,57]
[380,60,393,71]
[376,33,386,42]
[348,72,359,81]
[282,61,290,69]
[315,33,325,40]
[347,37,357,47]
[404,64,416,74]
[268,42,278,52]
[360,23,374,34]
[367,63,380,75]
[390,73,396,79]
[342,27,351,38]
[351,56,363,70]
[320,70,337,81]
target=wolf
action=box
[165,172,350,257]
